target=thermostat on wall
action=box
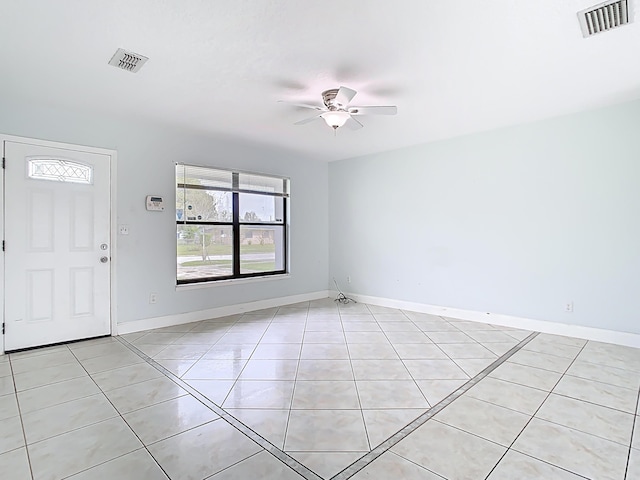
[146,195,165,211]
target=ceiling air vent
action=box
[108,48,148,73]
[578,0,631,37]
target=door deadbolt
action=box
[100,243,108,250]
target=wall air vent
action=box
[578,0,631,37]
[108,48,148,73]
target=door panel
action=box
[4,141,111,351]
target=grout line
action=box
[624,387,640,479]
[117,335,323,480]
[329,331,540,480]
[7,354,36,480]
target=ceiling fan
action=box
[280,86,397,131]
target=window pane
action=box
[177,188,232,222]
[239,193,283,223]
[238,173,288,196]
[28,157,93,184]
[177,225,233,280]
[240,226,284,274]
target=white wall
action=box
[0,98,329,325]
[329,100,640,334]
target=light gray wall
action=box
[329,100,640,334]
[0,98,329,324]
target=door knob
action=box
[100,256,109,263]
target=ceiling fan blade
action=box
[348,105,398,116]
[278,100,324,110]
[334,86,357,106]
[344,116,363,130]
[294,115,323,125]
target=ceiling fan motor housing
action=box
[322,89,342,109]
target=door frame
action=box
[0,134,118,354]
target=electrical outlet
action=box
[119,225,130,235]
[347,276,351,284]
[564,301,573,313]
[149,293,158,304]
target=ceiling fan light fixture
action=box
[321,111,350,129]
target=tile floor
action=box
[0,298,638,479]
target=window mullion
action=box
[232,172,240,277]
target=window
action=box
[176,164,289,284]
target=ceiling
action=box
[1,0,639,162]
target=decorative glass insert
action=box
[28,157,93,184]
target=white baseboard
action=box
[332,291,640,349]
[116,290,330,335]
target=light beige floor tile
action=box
[301,343,350,360]
[70,341,132,361]
[304,321,344,332]
[403,359,469,380]
[504,330,532,341]
[133,333,186,345]
[182,359,248,380]
[211,451,304,479]
[237,359,298,381]
[435,396,530,447]
[345,332,391,344]
[369,305,403,314]
[536,393,634,445]
[17,376,100,413]
[28,417,142,480]
[414,322,459,333]
[506,350,574,373]
[356,380,429,409]
[152,344,209,360]
[13,362,87,391]
[533,334,587,348]
[173,332,225,345]
[384,331,433,344]
[80,350,145,374]
[124,395,219,444]
[290,451,366,478]
[0,362,11,378]
[251,343,302,360]
[454,358,495,376]
[91,362,163,392]
[347,343,399,360]
[223,380,295,409]
[378,322,421,333]
[634,418,639,449]
[487,450,585,479]
[303,331,346,344]
[489,362,562,391]
[362,409,425,447]
[577,342,640,372]
[566,359,640,390]
[225,409,290,449]
[402,312,443,322]
[0,376,15,396]
[392,344,448,360]
[439,343,497,359]
[296,359,354,380]
[425,331,475,343]
[392,420,506,479]
[155,359,198,377]
[522,339,582,359]
[447,320,497,331]
[10,349,78,374]
[105,376,187,414]
[22,393,118,444]
[465,331,520,344]
[0,393,19,421]
[338,304,370,314]
[466,376,548,415]
[512,417,628,480]
[0,415,25,454]
[0,447,32,480]
[292,380,360,409]
[133,344,168,357]
[342,322,383,332]
[9,344,69,360]
[67,448,168,480]
[338,314,375,322]
[203,344,256,360]
[415,379,467,405]
[553,375,637,413]
[147,419,261,480]
[352,359,412,380]
[350,451,444,479]
[184,379,235,405]
[483,342,518,356]
[285,409,370,451]
[627,447,640,479]
[119,332,147,342]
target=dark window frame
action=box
[176,167,289,284]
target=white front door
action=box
[3,140,112,351]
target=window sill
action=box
[176,273,291,291]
